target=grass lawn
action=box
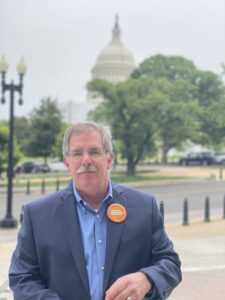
[0,169,188,189]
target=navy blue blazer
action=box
[9,182,181,300]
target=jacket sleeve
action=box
[140,197,182,300]
[8,205,62,300]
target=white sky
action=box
[0,0,225,119]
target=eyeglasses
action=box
[66,147,106,160]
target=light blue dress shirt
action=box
[73,181,113,300]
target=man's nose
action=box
[82,151,92,166]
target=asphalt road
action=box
[140,180,225,223]
[0,179,224,225]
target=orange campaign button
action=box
[107,203,127,223]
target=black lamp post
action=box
[0,55,27,228]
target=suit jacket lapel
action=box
[103,183,126,292]
[59,185,90,295]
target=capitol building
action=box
[62,16,136,123]
[91,16,135,85]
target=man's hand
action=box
[105,272,152,300]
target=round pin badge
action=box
[107,203,127,223]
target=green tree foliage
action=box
[157,98,200,163]
[52,123,68,160]
[195,70,225,107]
[88,78,168,175]
[26,98,63,162]
[132,54,197,84]
[200,97,225,147]
[133,54,225,157]
[194,70,225,147]
[132,55,200,162]
[14,116,31,154]
[0,125,22,175]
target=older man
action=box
[9,122,181,300]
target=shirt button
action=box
[101,266,104,271]
[96,214,100,219]
[98,239,102,244]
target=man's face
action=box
[64,129,113,203]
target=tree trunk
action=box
[161,147,168,164]
[126,159,136,176]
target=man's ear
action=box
[107,153,114,169]
[63,158,70,169]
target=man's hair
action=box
[62,122,113,157]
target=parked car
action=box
[213,152,225,165]
[179,151,215,166]
[48,161,67,172]
[15,162,50,174]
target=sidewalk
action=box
[167,218,225,300]
[0,229,16,300]
[0,218,225,299]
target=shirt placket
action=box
[94,209,106,298]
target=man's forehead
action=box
[69,130,103,145]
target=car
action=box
[179,151,215,166]
[15,162,50,174]
[213,152,225,165]
[48,161,67,172]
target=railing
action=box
[0,178,70,195]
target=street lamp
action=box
[0,55,27,228]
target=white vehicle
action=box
[49,161,67,172]
[214,152,225,165]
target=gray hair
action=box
[62,122,113,157]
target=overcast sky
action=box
[0,0,225,119]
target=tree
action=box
[194,70,225,147]
[88,78,168,175]
[132,54,225,158]
[195,70,225,108]
[132,55,201,162]
[89,54,225,170]
[132,54,197,85]
[200,97,225,147]
[158,99,200,163]
[158,79,201,162]
[26,98,63,162]
[52,123,68,160]
[0,125,22,175]
[14,116,31,154]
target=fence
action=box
[0,178,71,195]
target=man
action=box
[9,122,181,300]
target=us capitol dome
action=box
[62,16,136,123]
[87,15,136,102]
[92,15,135,83]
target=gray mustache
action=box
[76,165,97,174]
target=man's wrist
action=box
[141,272,154,295]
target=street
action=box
[0,179,224,226]
[140,180,225,223]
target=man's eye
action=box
[71,151,82,157]
[89,149,101,156]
